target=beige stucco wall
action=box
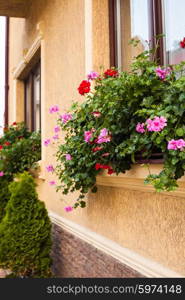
[8,0,185,276]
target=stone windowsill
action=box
[32,161,185,198]
[96,164,185,198]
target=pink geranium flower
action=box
[146,116,167,132]
[0,171,4,177]
[46,165,54,172]
[155,67,171,80]
[54,126,60,133]
[60,113,73,124]
[65,154,72,160]
[102,152,110,157]
[44,139,51,146]
[49,180,56,186]
[146,119,153,131]
[167,139,178,150]
[136,123,145,133]
[97,128,111,144]
[91,111,101,118]
[65,206,73,212]
[87,71,99,80]
[167,139,185,150]
[158,116,167,127]
[176,139,185,149]
[49,105,59,114]
[84,129,95,143]
[53,134,59,140]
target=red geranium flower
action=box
[95,163,115,174]
[12,122,17,126]
[95,163,102,170]
[4,141,11,146]
[78,80,91,95]
[180,38,185,48]
[92,146,103,152]
[95,163,109,170]
[95,163,111,170]
[108,167,115,175]
[0,145,3,150]
[104,68,118,78]
[101,165,110,170]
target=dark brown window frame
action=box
[150,0,164,65]
[108,0,164,67]
[24,61,41,132]
[109,0,118,67]
[4,17,9,127]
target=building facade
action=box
[1,0,185,277]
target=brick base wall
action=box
[51,223,144,278]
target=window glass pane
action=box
[120,0,150,70]
[163,0,185,65]
[33,66,41,132]
[24,62,41,132]
[130,0,149,46]
[25,75,32,131]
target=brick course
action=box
[51,224,144,278]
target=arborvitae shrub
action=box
[0,177,11,222]
[0,172,52,277]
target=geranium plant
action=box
[48,39,185,210]
[0,122,41,179]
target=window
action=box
[109,0,185,69]
[163,0,185,65]
[24,62,41,132]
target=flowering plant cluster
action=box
[0,122,41,179]
[136,116,167,133]
[47,40,185,210]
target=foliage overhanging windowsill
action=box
[96,163,185,198]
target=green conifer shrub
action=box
[0,172,52,277]
[0,177,11,222]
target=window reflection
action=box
[24,62,41,132]
[163,0,185,65]
[120,0,150,70]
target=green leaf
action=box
[79,201,86,208]
[91,186,98,193]
[176,128,184,137]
